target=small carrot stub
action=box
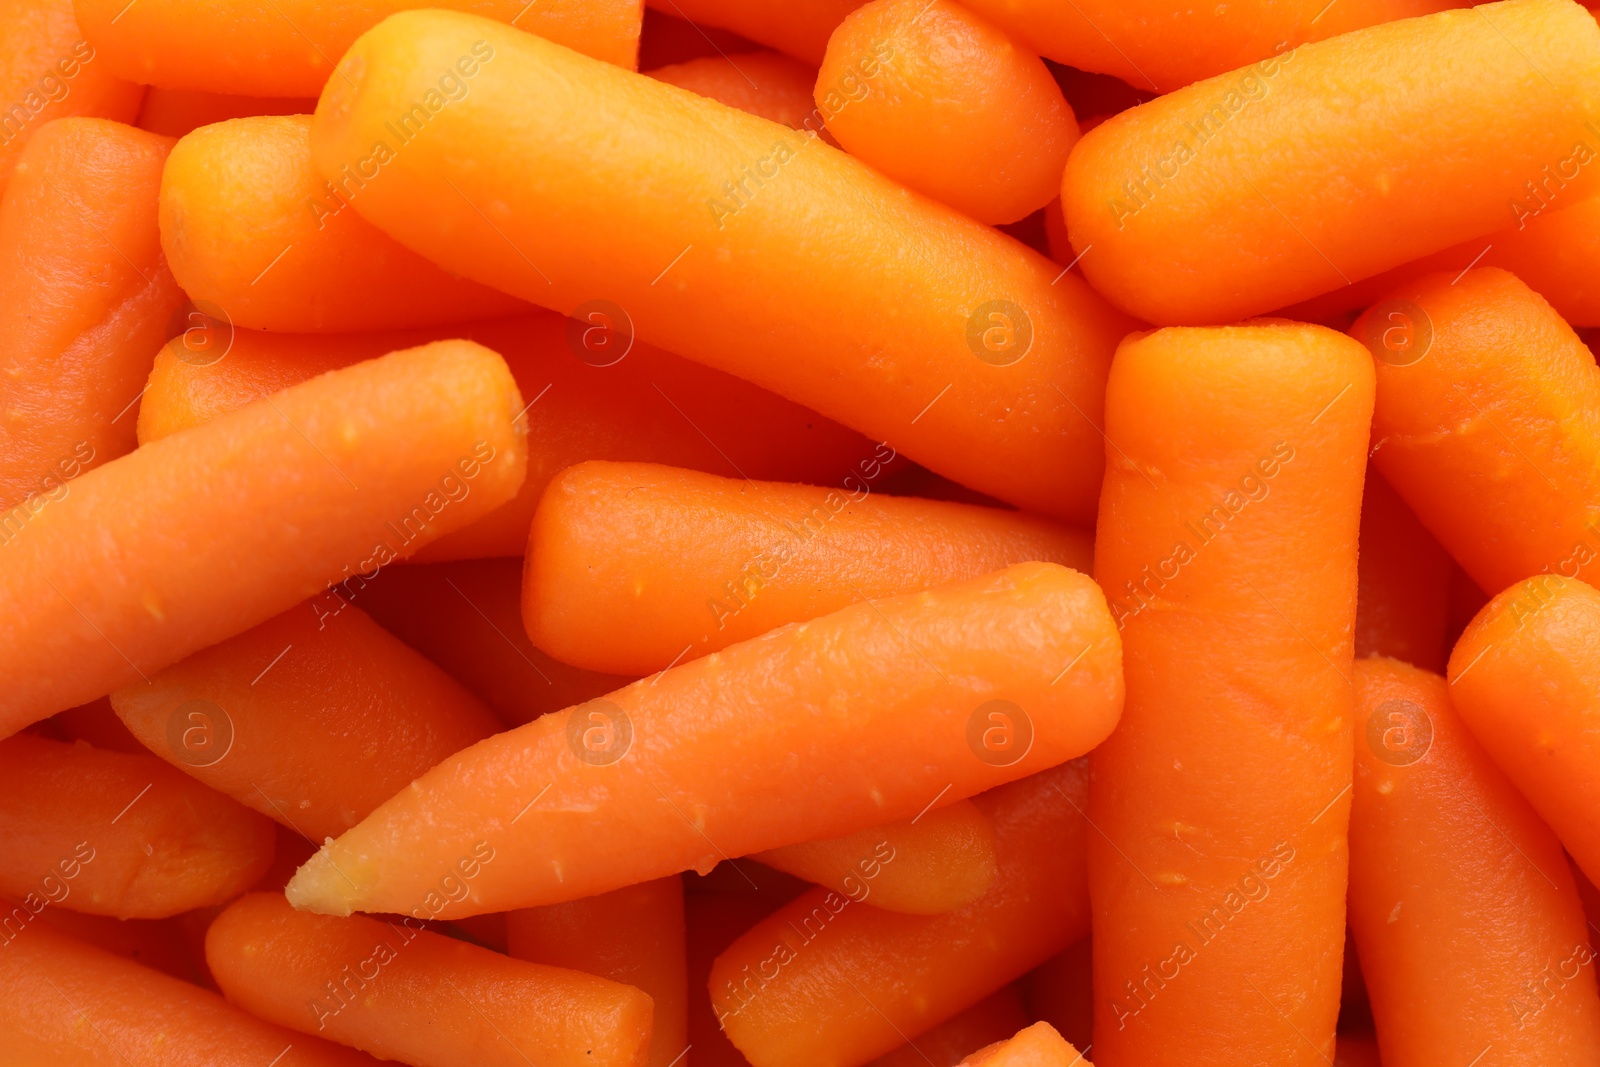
[206,893,654,1067]
[1350,657,1600,1065]
[524,461,1091,675]
[959,1022,1089,1066]
[649,51,822,129]
[0,339,526,737]
[287,563,1122,917]
[0,734,274,919]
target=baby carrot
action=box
[0,339,526,736]
[1089,323,1373,1065]
[1354,465,1452,672]
[650,51,822,129]
[867,985,1031,1067]
[0,118,182,512]
[711,761,1092,1067]
[0,733,274,918]
[136,87,316,137]
[160,116,525,332]
[753,799,998,915]
[524,460,1092,675]
[643,0,861,64]
[1061,0,1600,324]
[506,877,688,1067]
[1349,657,1600,1065]
[287,562,1122,917]
[0,919,380,1066]
[958,1022,1087,1066]
[310,10,1139,522]
[21,907,202,983]
[74,0,643,97]
[110,600,501,841]
[817,0,1078,224]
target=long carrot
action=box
[649,50,822,129]
[1061,0,1600,324]
[1089,322,1372,1066]
[711,761,1092,1067]
[506,877,688,1067]
[0,733,274,919]
[0,118,182,512]
[286,562,1122,917]
[1350,656,1600,1065]
[309,9,1139,522]
[1354,464,1452,672]
[642,0,860,64]
[867,985,1031,1067]
[0,339,526,736]
[958,1022,1088,1067]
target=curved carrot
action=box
[287,562,1122,917]
[642,0,860,64]
[0,118,182,512]
[958,1022,1087,1066]
[310,10,1139,522]
[1358,267,1600,596]
[524,460,1092,674]
[1350,657,1600,1065]
[160,116,525,332]
[506,877,687,1067]
[1024,939,1091,1054]
[136,87,317,137]
[1061,0,1600,324]
[753,798,998,914]
[0,339,526,736]
[650,50,821,129]
[1354,465,1451,672]
[1090,323,1373,1066]
[0,733,274,918]
[867,985,1031,1067]
[110,600,501,842]
[207,892,653,1067]
[711,761,1091,1067]
[816,0,1078,224]
[74,0,642,96]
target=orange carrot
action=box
[0,733,273,918]
[207,892,653,1067]
[22,906,203,983]
[0,339,526,737]
[867,985,1032,1067]
[650,50,821,129]
[110,599,501,842]
[0,118,182,512]
[310,10,1139,522]
[958,1021,1088,1066]
[524,461,1091,675]
[1333,1036,1382,1067]
[506,877,688,1067]
[287,562,1122,917]
[711,761,1092,1067]
[642,0,860,64]
[1354,464,1452,672]
[52,697,145,754]
[136,88,315,137]
[1024,939,1092,1054]
[1089,323,1372,1065]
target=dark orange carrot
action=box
[1025,938,1092,1054]
[1354,464,1452,672]
[867,985,1032,1067]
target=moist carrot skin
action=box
[866,985,1031,1067]
[0,118,182,512]
[207,893,653,1067]
[506,877,687,1067]
[650,51,822,129]
[643,0,861,64]
[524,461,1092,675]
[817,0,1079,225]
[1089,324,1373,1066]
[0,734,274,918]
[1354,465,1451,672]
[287,562,1122,917]
[1350,657,1600,1065]
[958,1022,1087,1066]
[0,340,526,737]
[712,761,1092,1067]
[1061,0,1600,325]
[753,798,998,915]
[311,10,1139,523]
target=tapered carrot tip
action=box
[960,1021,1090,1065]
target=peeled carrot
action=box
[1024,939,1092,1054]
[650,50,821,129]
[643,0,860,64]
[287,562,1122,917]
[310,10,1139,522]
[160,116,525,332]
[817,0,1078,224]
[1061,0,1600,324]
[711,761,1091,1067]
[524,460,1092,675]
[207,892,653,1067]
[1354,465,1451,672]
[74,0,643,96]
[0,733,274,918]
[0,919,380,1066]
[753,798,998,914]
[0,339,526,737]
[0,0,142,193]
[1089,323,1373,1065]
[136,88,315,137]
[1349,657,1600,1065]
[958,1022,1087,1066]
[0,118,182,512]
[110,600,501,842]
[506,877,688,1067]
[1359,267,1600,596]
[867,985,1031,1067]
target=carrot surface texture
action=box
[1089,323,1373,1066]
[286,562,1122,917]
[308,9,1138,523]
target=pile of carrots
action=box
[7,0,1600,1063]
